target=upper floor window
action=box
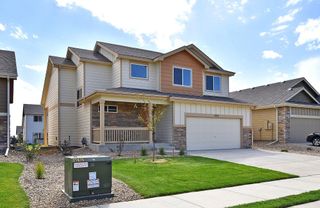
[130,63,148,79]
[173,67,192,87]
[206,75,221,92]
[76,88,83,107]
[33,115,42,122]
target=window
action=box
[33,115,42,122]
[173,67,192,87]
[205,75,221,92]
[33,132,44,144]
[76,88,83,107]
[130,64,148,79]
[106,105,118,113]
[98,105,118,113]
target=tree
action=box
[134,98,166,161]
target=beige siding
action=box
[252,108,276,141]
[59,68,76,103]
[77,63,84,89]
[71,54,80,66]
[84,63,112,95]
[173,102,251,127]
[45,67,59,146]
[112,59,121,88]
[48,107,58,146]
[77,103,91,143]
[121,59,159,90]
[203,74,229,97]
[156,104,173,143]
[60,106,78,146]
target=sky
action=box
[0,0,320,135]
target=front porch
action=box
[86,92,171,150]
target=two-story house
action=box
[0,50,17,155]
[41,42,253,151]
[22,104,44,144]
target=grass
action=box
[113,156,296,198]
[231,189,320,208]
[0,163,29,208]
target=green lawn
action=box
[231,189,320,208]
[113,156,296,198]
[0,163,29,208]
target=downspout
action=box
[5,76,10,157]
[267,106,279,145]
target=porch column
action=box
[148,102,153,143]
[99,100,105,144]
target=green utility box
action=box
[63,155,113,202]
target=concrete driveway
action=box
[190,149,320,176]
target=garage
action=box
[289,117,320,143]
[186,117,241,151]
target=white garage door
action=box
[186,117,241,151]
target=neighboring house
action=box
[41,42,252,151]
[16,125,22,138]
[231,78,320,143]
[0,50,17,154]
[22,104,44,144]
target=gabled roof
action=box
[0,49,18,78]
[230,77,320,106]
[96,41,163,60]
[67,47,112,63]
[49,56,76,67]
[23,104,43,115]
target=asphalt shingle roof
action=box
[97,41,163,60]
[49,56,76,66]
[102,87,248,104]
[69,47,111,63]
[230,77,313,106]
[23,104,44,115]
[0,49,17,78]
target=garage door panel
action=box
[290,118,320,143]
[186,117,241,150]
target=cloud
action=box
[294,56,320,92]
[295,17,320,50]
[271,24,289,32]
[11,79,42,135]
[273,8,301,25]
[286,0,302,7]
[0,23,5,32]
[262,50,283,59]
[56,0,196,50]
[209,0,248,14]
[24,64,46,73]
[10,26,28,40]
[32,34,39,39]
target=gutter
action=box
[5,76,10,157]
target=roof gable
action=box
[288,90,318,104]
[0,49,17,78]
[23,104,43,115]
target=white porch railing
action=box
[92,127,150,144]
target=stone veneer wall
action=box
[173,127,186,149]
[92,102,145,127]
[0,116,7,144]
[173,126,253,150]
[277,107,290,143]
[242,127,252,148]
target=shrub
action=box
[140,147,147,156]
[59,137,73,156]
[35,162,45,179]
[23,143,41,162]
[159,147,165,156]
[281,149,288,152]
[179,148,185,156]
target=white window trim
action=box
[205,75,221,92]
[106,105,118,113]
[172,66,193,88]
[130,63,149,80]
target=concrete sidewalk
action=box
[89,175,320,208]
